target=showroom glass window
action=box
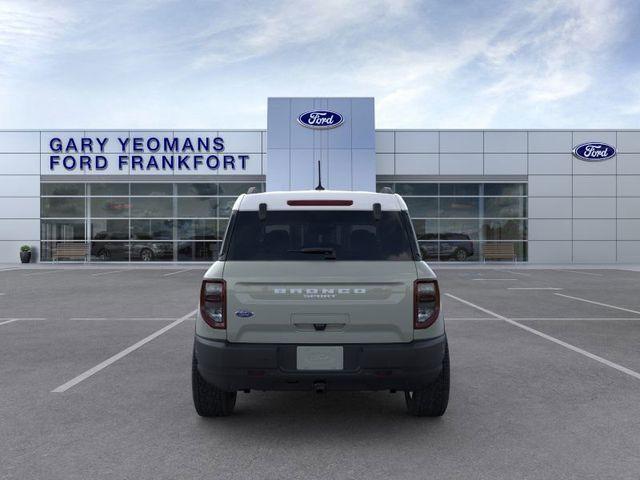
[40,181,264,262]
[377,182,528,261]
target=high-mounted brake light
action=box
[414,279,440,329]
[287,200,353,206]
[200,279,226,329]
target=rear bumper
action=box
[194,334,447,392]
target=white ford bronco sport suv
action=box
[192,188,449,417]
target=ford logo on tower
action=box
[573,142,616,162]
[297,110,344,129]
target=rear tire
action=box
[140,248,154,262]
[192,349,237,417]
[454,248,468,261]
[405,342,450,417]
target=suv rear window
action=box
[224,210,417,261]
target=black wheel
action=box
[454,248,468,261]
[405,342,450,417]
[192,348,237,417]
[97,249,110,261]
[140,248,154,262]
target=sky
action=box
[0,0,639,129]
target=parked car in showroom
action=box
[192,188,449,417]
[420,233,474,261]
[91,231,173,261]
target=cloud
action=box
[0,1,75,71]
[191,0,417,67]
[0,0,637,128]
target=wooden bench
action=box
[52,243,89,262]
[483,242,516,262]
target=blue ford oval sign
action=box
[573,142,616,161]
[235,310,254,318]
[297,110,344,129]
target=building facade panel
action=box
[439,153,483,175]
[483,153,527,175]
[375,153,394,175]
[528,198,572,218]
[217,131,262,152]
[617,154,640,174]
[528,241,572,263]
[572,131,617,147]
[617,176,640,196]
[572,176,616,197]
[573,156,617,175]
[0,131,40,152]
[573,198,616,219]
[395,131,438,153]
[618,198,640,218]
[0,197,39,218]
[617,241,640,262]
[395,154,438,175]
[0,219,39,240]
[528,154,572,175]
[617,219,640,240]
[483,131,527,153]
[617,132,640,153]
[375,131,394,153]
[0,153,40,175]
[0,175,40,197]
[529,175,572,197]
[439,131,482,153]
[528,219,572,240]
[573,241,616,263]
[528,131,572,153]
[573,219,616,241]
[350,98,376,149]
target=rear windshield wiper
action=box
[287,247,337,260]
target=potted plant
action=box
[20,245,32,264]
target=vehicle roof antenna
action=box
[315,161,325,191]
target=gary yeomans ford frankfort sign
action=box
[45,135,251,173]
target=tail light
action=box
[414,279,440,329]
[200,279,226,329]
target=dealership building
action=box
[1,97,639,264]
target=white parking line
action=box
[0,267,21,272]
[0,319,19,326]
[162,269,194,277]
[91,270,124,277]
[512,317,640,321]
[51,308,197,393]
[508,287,563,290]
[554,269,603,277]
[69,317,177,321]
[439,316,640,321]
[472,278,518,281]
[445,293,640,381]
[0,318,46,321]
[502,270,533,277]
[554,293,640,316]
[447,317,499,321]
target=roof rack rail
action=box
[247,186,258,194]
[380,187,393,194]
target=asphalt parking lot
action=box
[1,265,640,479]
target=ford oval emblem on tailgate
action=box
[297,110,344,129]
[235,310,254,318]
